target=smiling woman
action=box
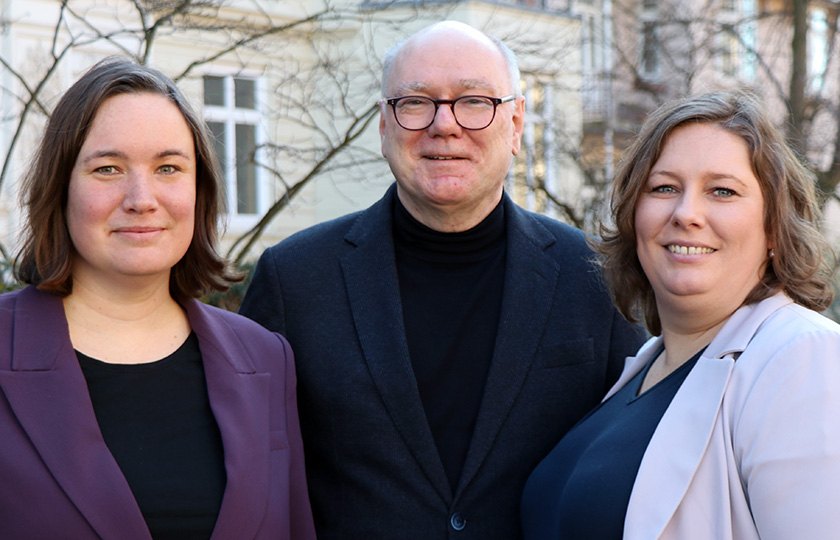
[0,57,315,540]
[521,89,840,540]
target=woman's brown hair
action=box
[15,56,240,300]
[597,89,833,335]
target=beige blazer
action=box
[606,293,840,540]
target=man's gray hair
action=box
[380,27,522,98]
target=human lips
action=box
[112,226,165,238]
[423,152,467,161]
[667,244,716,255]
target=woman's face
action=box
[66,92,196,289]
[634,122,769,327]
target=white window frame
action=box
[202,72,266,227]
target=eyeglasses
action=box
[384,95,515,131]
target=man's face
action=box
[380,25,525,232]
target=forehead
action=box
[387,30,509,96]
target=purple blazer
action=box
[0,286,315,540]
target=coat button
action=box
[450,512,466,531]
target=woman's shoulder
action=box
[185,300,290,351]
[758,300,840,344]
[730,297,840,385]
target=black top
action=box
[78,332,226,540]
[520,347,704,540]
[393,196,506,490]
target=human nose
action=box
[122,171,158,213]
[671,191,704,228]
[426,101,461,136]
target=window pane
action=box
[236,123,257,214]
[642,22,659,74]
[204,76,225,106]
[208,121,227,206]
[235,78,256,109]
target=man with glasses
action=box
[241,21,643,539]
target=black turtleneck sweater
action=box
[393,197,507,490]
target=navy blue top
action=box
[520,346,703,540]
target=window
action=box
[716,0,757,81]
[641,21,660,77]
[809,8,829,92]
[203,75,261,216]
[639,1,660,79]
[720,29,739,77]
[509,77,553,213]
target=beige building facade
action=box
[0,0,588,266]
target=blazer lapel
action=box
[456,199,562,497]
[624,293,793,538]
[185,301,272,540]
[0,287,149,540]
[625,354,735,539]
[340,187,452,502]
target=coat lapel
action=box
[185,301,272,540]
[625,354,735,539]
[624,293,793,538]
[340,187,452,502]
[0,287,150,540]
[456,199,562,496]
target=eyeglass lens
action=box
[393,96,497,130]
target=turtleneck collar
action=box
[393,195,506,264]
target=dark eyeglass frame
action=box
[384,94,516,131]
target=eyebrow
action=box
[80,149,192,165]
[649,169,750,187]
[394,79,497,96]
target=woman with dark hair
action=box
[0,57,315,540]
[521,89,840,539]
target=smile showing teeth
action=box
[428,156,458,160]
[668,245,715,255]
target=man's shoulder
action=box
[263,189,393,260]
[274,211,362,250]
[509,204,591,256]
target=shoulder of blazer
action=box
[185,299,291,374]
[505,197,592,259]
[262,185,396,265]
[0,286,69,372]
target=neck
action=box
[396,187,503,233]
[657,300,731,368]
[63,271,190,364]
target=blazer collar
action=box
[0,286,151,539]
[341,187,566,502]
[183,300,273,540]
[456,195,562,498]
[0,288,273,540]
[605,292,794,401]
[622,292,792,538]
[341,185,453,501]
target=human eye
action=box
[712,187,736,198]
[158,164,179,174]
[459,96,493,108]
[650,184,677,194]
[94,165,119,175]
[397,97,429,110]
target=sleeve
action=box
[279,335,317,540]
[733,329,840,540]
[239,248,286,335]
